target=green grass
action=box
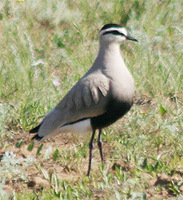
[0,0,183,199]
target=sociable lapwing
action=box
[30,24,138,176]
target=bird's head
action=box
[99,24,138,44]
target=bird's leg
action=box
[87,130,96,177]
[98,129,104,162]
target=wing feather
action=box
[90,85,99,104]
[58,74,110,112]
[98,81,109,96]
[73,86,83,110]
[36,73,110,138]
[82,86,92,108]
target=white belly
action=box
[60,119,92,134]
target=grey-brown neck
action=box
[98,41,122,60]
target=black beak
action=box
[126,35,138,42]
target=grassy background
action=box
[0,0,183,199]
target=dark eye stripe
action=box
[103,30,125,36]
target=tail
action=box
[29,123,42,134]
[29,123,44,141]
[31,134,44,141]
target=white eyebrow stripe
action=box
[99,27,127,37]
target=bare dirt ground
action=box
[1,130,183,199]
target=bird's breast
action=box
[108,64,135,104]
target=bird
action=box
[30,23,138,176]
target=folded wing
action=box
[30,72,111,139]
